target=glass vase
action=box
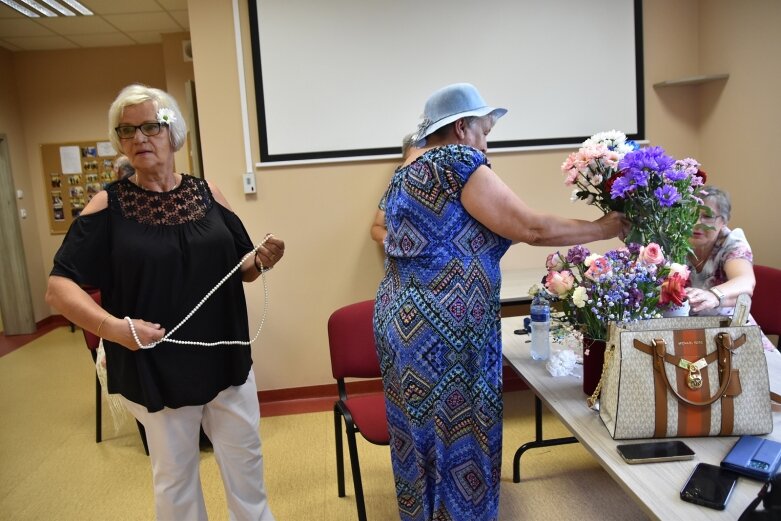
[582,336,607,396]
[662,299,691,318]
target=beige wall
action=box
[1,0,778,390]
[0,47,46,323]
[697,0,781,265]
[5,44,166,323]
[161,32,195,175]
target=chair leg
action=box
[95,373,102,443]
[334,405,346,497]
[136,421,149,456]
[346,426,368,521]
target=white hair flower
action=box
[157,108,177,126]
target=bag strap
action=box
[739,480,771,521]
[633,332,744,406]
[632,340,720,368]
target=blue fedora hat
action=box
[412,83,507,146]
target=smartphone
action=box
[616,440,695,464]
[680,463,739,510]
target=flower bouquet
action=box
[541,242,690,394]
[561,131,707,264]
[543,243,690,341]
[561,130,639,213]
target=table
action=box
[500,268,544,305]
[501,317,781,520]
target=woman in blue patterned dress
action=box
[373,83,629,521]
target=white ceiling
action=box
[0,0,189,51]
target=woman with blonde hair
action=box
[46,84,284,520]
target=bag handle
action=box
[634,332,743,406]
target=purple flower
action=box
[610,174,640,198]
[620,146,675,174]
[654,185,681,207]
[626,242,642,255]
[626,287,644,307]
[664,168,688,182]
[566,245,590,265]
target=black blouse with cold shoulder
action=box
[51,175,254,412]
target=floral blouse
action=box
[687,227,774,351]
[689,227,753,294]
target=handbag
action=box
[592,298,773,439]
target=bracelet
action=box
[709,287,726,308]
[96,314,111,337]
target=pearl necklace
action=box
[125,235,272,350]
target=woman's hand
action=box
[596,211,631,241]
[254,235,286,271]
[685,287,720,313]
[104,317,165,351]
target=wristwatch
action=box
[709,287,726,307]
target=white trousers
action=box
[121,369,274,521]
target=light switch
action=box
[243,172,256,194]
[20,208,27,219]
[16,189,23,199]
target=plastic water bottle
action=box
[530,294,551,361]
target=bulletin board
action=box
[40,140,119,234]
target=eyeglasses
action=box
[115,122,164,140]
[697,213,722,224]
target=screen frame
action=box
[246,0,646,164]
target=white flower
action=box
[157,108,177,126]
[584,253,601,267]
[572,286,588,308]
[528,284,541,297]
[570,189,579,202]
[584,129,627,149]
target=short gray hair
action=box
[114,155,135,179]
[701,186,732,221]
[108,84,187,153]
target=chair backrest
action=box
[327,300,380,380]
[81,288,102,352]
[753,264,781,337]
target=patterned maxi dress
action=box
[373,145,511,521]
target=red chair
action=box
[753,265,781,342]
[81,287,149,455]
[328,300,390,521]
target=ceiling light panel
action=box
[0,0,41,17]
[18,0,57,17]
[39,0,75,16]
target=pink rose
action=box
[639,243,665,265]
[546,252,566,271]
[584,257,612,281]
[545,270,575,297]
[668,262,691,282]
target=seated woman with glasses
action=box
[685,186,775,350]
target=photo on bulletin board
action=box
[41,140,121,234]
